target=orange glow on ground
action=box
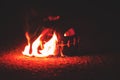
[0,48,104,72]
[0,47,119,80]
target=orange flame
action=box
[22,29,58,57]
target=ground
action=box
[0,46,119,80]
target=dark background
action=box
[0,0,119,53]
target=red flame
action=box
[64,28,75,37]
[48,16,60,21]
[22,28,59,57]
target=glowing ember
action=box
[64,28,75,37]
[22,28,59,57]
[48,16,60,21]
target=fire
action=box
[22,28,59,57]
[22,27,78,57]
[64,28,75,37]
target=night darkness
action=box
[0,0,120,80]
[0,0,119,53]
[0,1,119,51]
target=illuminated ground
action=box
[0,47,119,80]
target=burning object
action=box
[22,27,79,57]
[22,28,60,57]
[22,14,80,57]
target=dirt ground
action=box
[0,48,119,80]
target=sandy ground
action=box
[0,48,119,80]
